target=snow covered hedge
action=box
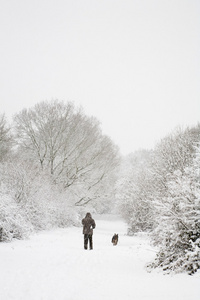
[117,125,200,275]
[0,193,33,242]
[0,162,80,242]
[149,232,200,275]
[149,161,200,275]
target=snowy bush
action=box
[148,232,200,275]
[0,193,33,242]
[0,160,80,239]
[149,145,200,275]
[22,177,80,231]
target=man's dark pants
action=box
[84,234,93,250]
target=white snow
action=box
[0,214,199,300]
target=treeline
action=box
[116,125,200,274]
[0,100,120,241]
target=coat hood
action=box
[85,212,92,218]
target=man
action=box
[82,212,96,250]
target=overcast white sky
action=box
[1,0,199,155]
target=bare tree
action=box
[13,100,120,206]
[0,114,12,161]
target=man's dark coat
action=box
[82,213,96,235]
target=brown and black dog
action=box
[111,233,118,246]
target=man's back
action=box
[82,213,96,235]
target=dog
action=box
[111,233,118,246]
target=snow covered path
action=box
[0,215,199,300]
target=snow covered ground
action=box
[0,214,199,300]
